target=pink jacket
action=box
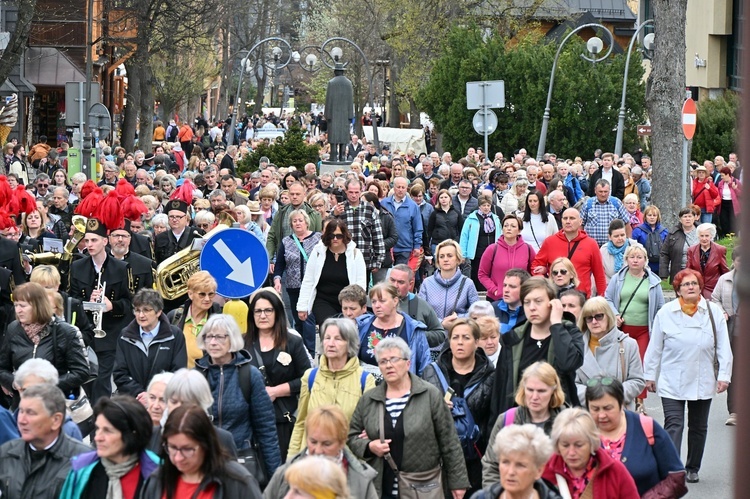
[478,236,535,301]
[717,179,742,215]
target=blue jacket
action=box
[618,410,685,496]
[631,222,668,274]
[194,349,282,474]
[0,406,18,446]
[59,450,160,499]
[380,195,423,252]
[492,300,527,335]
[356,312,431,376]
[459,210,501,260]
[563,173,584,204]
[418,270,478,320]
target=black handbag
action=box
[238,440,268,489]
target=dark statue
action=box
[324,64,354,162]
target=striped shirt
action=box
[386,393,410,497]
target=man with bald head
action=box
[531,207,606,297]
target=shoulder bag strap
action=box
[292,234,309,262]
[567,240,582,260]
[379,404,400,474]
[619,275,648,318]
[556,474,573,499]
[706,301,719,372]
[431,362,450,393]
[529,219,540,248]
[453,276,467,312]
[618,338,626,382]
[252,345,268,385]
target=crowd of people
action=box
[0,122,740,499]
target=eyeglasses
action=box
[204,334,229,343]
[551,269,569,276]
[133,307,155,315]
[253,308,275,316]
[331,233,345,240]
[586,377,615,387]
[195,291,216,299]
[110,233,131,239]
[584,313,606,324]
[378,357,407,367]
[168,214,186,220]
[197,223,211,229]
[680,281,700,288]
[37,183,48,188]
[164,443,199,458]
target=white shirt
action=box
[644,297,733,400]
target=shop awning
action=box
[24,47,85,87]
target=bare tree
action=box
[646,0,688,228]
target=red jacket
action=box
[687,242,729,298]
[531,229,606,297]
[542,451,640,499]
[478,236,536,301]
[691,177,719,213]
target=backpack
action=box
[430,362,481,460]
[308,368,369,393]
[167,125,179,142]
[645,229,662,263]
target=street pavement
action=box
[643,391,735,498]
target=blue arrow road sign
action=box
[199,228,269,299]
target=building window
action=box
[728,0,743,90]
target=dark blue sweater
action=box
[618,409,685,495]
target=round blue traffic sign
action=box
[199,228,270,299]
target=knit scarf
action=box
[101,455,139,499]
[480,212,495,233]
[22,323,45,345]
[679,297,699,317]
[606,241,629,272]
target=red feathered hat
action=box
[0,210,15,230]
[115,178,136,198]
[97,190,124,233]
[75,185,104,218]
[0,176,12,208]
[170,178,195,205]
[79,179,99,201]
[120,194,148,223]
[8,185,37,220]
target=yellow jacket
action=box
[288,355,376,458]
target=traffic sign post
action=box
[682,96,697,207]
[467,80,505,156]
[199,228,269,299]
[636,125,652,136]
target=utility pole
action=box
[82,0,95,179]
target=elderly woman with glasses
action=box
[150,213,168,236]
[644,268,732,484]
[542,408,640,499]
[348,337,470,498]
[168,271,222,368]
[113,289,187,403]
[194,314,282,476]
[288,319,375,458]
[584,377,687,498]
[573,297,645,412]
[267,405,378,498]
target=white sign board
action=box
[466,81,505,110]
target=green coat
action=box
[266,202,322,260]
[347,372,470,495]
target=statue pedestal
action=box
[320,161,350,176]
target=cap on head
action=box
[85,218,108,237]
[167,199,189,214]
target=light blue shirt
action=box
[140,322,161,347]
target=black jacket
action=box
[154,228,201,266]
[471,479,562,499]
[140,460,262,499]
[0,236,25,287]
[0,266,12,340]
[421,347,495,453]
[120,251,154,294]
[129,232,154,261]
[490,319,584,422]
[0,318,90,397]
[68,255,133,352]
[659,223,690,284]
[586,165,625,200]
[60,290,95,347]
[112,313,187,396]
[379,208,398,268]
[427,205,464,248]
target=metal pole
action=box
[226,55,247,148]
[83,0,94,179]
[536,23,613,161]
[482,83,488,156]
[615,20,654,157]
[681,137,688,207]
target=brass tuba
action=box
[155,212,235,301]
[23,215,88,265]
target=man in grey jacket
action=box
[0,384,90,498]
[389,264,446,348]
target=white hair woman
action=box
[686,222,729,298]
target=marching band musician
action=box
[154,199,200,265]
[69,217,133,404]
[115,178,154,261]
[109,221,154,295]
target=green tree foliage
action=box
[691,92,739,162]
[236,122,320,173]
[417,26,647,158]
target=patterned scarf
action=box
[679,297,699,317]
[21,323,45,345]
[480,212,495,233]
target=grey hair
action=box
[164,368,213,411]
[15,358,59,386]
[320,318,360,359]
[594,178,611,189]
[53,187,70,198]
[209,189,227,200]
[468,301,495,318]
[374,336,411,362]
[21,383,66,418]
[196,314,245,352]
[288,209,311,227]
[548,189,566,201]
[133,288,164,312]
[696,222,717,239]
[493,424,554,469]
[194,210,216,226]
[147,372,175,392]
[550,407,600,453]
[71,172,87,183]
[151,213,168,228]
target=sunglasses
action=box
[551,269,568,276]
[331,233,345,240]
[584,313,606,324]
[586,377,616,387]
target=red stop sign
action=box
[682,98,697,140]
